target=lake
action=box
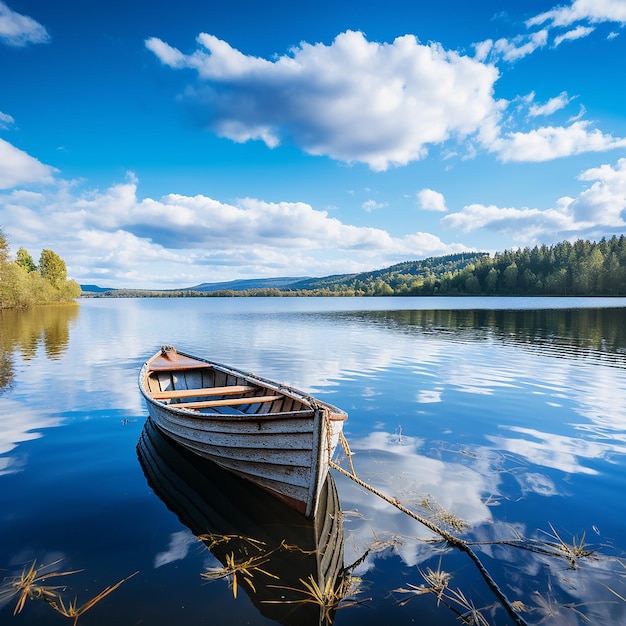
[1,296,626,625]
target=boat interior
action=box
[145,365,309,415]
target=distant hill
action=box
[79,255,484,295]
[184,277,310,292]
[80,284,116,293]
[80,277,308,294]
[289,253,486,291]
[79,237,626,297]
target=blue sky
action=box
[1,0,625,289]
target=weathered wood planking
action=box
[151,385,256,399]
[136,418,346,624]
[139,346,347,519]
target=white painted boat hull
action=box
[139,346,347,519]
[137,417,345,624]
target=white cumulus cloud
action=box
[0,1,49,47]
[477,0,625,65]
[442,157,626,244]
[417,188,448,212]
[0,138,57,189]
[489,121,626,162]
[528,0,626,29]
[1,175,471,288]
[553,25,596,46]
[489,29,549,62]
[148,28,624,168]
[528,92,571,117]
[568,158,626,225]
[147,30,502,171]
[362,199,387,212]
[0,110,14,128]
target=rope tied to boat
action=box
[316,404,334,464]
[329,432,529,626]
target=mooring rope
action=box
[330,431,529,626]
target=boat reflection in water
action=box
[137,419,346,626]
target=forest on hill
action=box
[298,236,626,297]
[290,236,626,297]
[93,236,626,298]
[417,236,626,297]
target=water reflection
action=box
[137,419,347,626]
[337,430,497,571]
[487,425,626,476]
[2,298,625,625]
[334,427,626,625]
[0,305,79,392]
[333,308,626,367]
[0,401,64,477]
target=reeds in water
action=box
[0,559,137,624]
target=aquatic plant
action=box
[266,571,366,625]
[45,571,138,625]
[199,534,280,599]
[0,559,137,624]
[394,561,497,626]
[0,559,78,615]
[420,495,471,533]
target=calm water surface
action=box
[1,297,626,625]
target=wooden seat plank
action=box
[151,385,257,400]
[176,395,283,409]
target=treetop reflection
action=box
[0,305,78,392]
[331,308,626,367]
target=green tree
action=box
[503,262,519,292]
[485,268,499,294]
[588,247,604,293]
[0,262,27,308]
[520,268,538,293]
[0,228,8,264]
[16,247,37,272]
[39,249,67,288]
[464,273,481,294]
[545,268,568,295]
[373,279,394,296]
[604,252,622,294]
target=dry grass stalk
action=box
[394,560,451,607]
[444,587,492,626]
[528,589,592,624]
[420,496,471,533]
[395,561,494,625]
[199,534,331,599]
[605,585,626,603]
[266,572,362,624]
[201,550,279,599]
[368,528,404,553]
[0,559,81,615]
[539,523,595,567]
[0,559,137,624]
[198,532,267,552]
[420,563,452,605]
[46,571,138,625]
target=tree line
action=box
[282,237,626,297]
[428,236,626,297]
[237,236,626,297]
[85,236,626,299]
[0,229,81,309]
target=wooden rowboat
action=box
[137,418,345,626]
[138,345,348,519]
